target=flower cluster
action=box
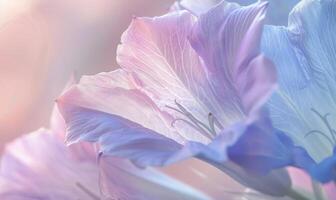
[1,0,336,199]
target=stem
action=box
[197,156,307,198]
[312,181,327,200]
[287,188,311,200]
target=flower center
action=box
[305,108,336,148]
[76,182,100,200]
[166,100,223,140]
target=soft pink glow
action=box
[0,0,174,150]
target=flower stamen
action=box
[208,113,224,133]
[304,130,334,147]
[304,108,336,148]
[166,100,224,140]
[171,118,213,139]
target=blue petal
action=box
[227,116,293,174]
[310,147,336,183]
[59,102,235,168]
[227,111,315,175]
[59,98,295,196]
[275,131,316,170]
[60,105,187,167]
[174,0,299,25]
[262,0,336,163]
[289,0,336,86]
[199,111,294,196]
[233,0,299,25]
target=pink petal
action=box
[117,11,224,142]
[58,70,186,144]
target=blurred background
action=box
[0,0,298,151]
[0,0,176,150]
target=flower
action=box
[261,0,336,183]
[171,0,300,25]
[170,0,222,15]
[0,98,210,199]
[0,129,101,200]
[58,1,299,197]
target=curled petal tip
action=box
[256,1,269,19]
[259,1,269,7]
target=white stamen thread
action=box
[166,100,224,140]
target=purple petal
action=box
[117,11,230,140]
[0,128,209,200]
[50,75,76,139]
[197,112,293,196]
[170,0,221,16]
[227,113,293,174]
[50,105,67,139]
[58,70,186,144]
[0,130,100,200]
[99,157,210,200]
[51,103,98,163]
[57,70,245,168]
[58,102,218,168]
[190,1,277,115]
[236,54,277,114]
